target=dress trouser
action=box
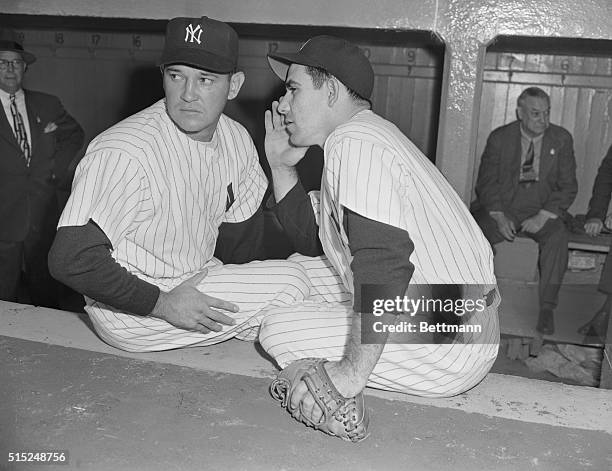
[599,250,612,295]
[0,228,60,309]
[473,182,568,309]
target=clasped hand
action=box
[491,212,516,241]
[520,212,550,234]
[584,214,612,236]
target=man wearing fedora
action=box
[49,16,324,353]
[0,29,84,308]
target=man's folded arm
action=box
[48,220,159,315]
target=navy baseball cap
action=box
[267,35,374,100]
[0,28,36,64]
[159,16,238,73]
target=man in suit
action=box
[580,144,612,340]
[0,29,84,308]
[472,87,577,335]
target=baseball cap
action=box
[159,16,238,73]
[0,28,36,64]
[267,35,374,100]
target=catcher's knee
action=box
[258,309,288,353]
[259,307,312,365]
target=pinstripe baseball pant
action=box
[260,255,500,398]
[85,257,318,352]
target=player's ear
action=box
[227,71,245,100]
[326,76,340,107]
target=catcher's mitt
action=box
[270,358,370,442]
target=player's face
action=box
[0,51,26,94]
[163,64,244,142]
[276,64,331,147]
[517,95,550,138]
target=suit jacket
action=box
[586,144,612,221]
[474,120,577,216]
[0,89,84,241]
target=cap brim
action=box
[267,52,325,81]
[159,48,235,74]
[0,48,36,64]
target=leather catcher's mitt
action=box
[270,358,370,442]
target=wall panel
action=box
[16,25,443,184]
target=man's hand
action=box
[264,100,309,202]
[289,359,367,425]
[521,211,551,234]
[271,312,379,441]
[150,270,238,334]
[490,212,516,241]
[264,100,308,170]
[270,357,370,441]
[584,218,604,237]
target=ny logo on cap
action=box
[184,23,203,44]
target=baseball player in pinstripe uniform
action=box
[48,17,314,353]
[258,36,500,434]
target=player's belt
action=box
[484,287,497,307]
[462,285,498,308]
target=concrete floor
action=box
[1,302,611,471]
[2,337,611,471]
[497,280,606,346]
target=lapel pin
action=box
[36,116,41,123]
[550,148,555,156]
[44,122,58,133]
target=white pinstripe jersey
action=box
[315,109,496,294]
[59,99,267,284]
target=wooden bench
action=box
[568,231,611,253]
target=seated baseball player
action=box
[48,16,323,353]
[257,36,500,441]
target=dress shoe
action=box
[536,308,554,335]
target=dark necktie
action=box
[521,140,535,182]
[10,94,31,167]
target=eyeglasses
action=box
[0,59,25,70]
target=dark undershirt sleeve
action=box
[345,209,415,312]
[268,181,323,256]
[214,206,265,264]
[48,220,160,316]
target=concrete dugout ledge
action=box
[1,300,610,435]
